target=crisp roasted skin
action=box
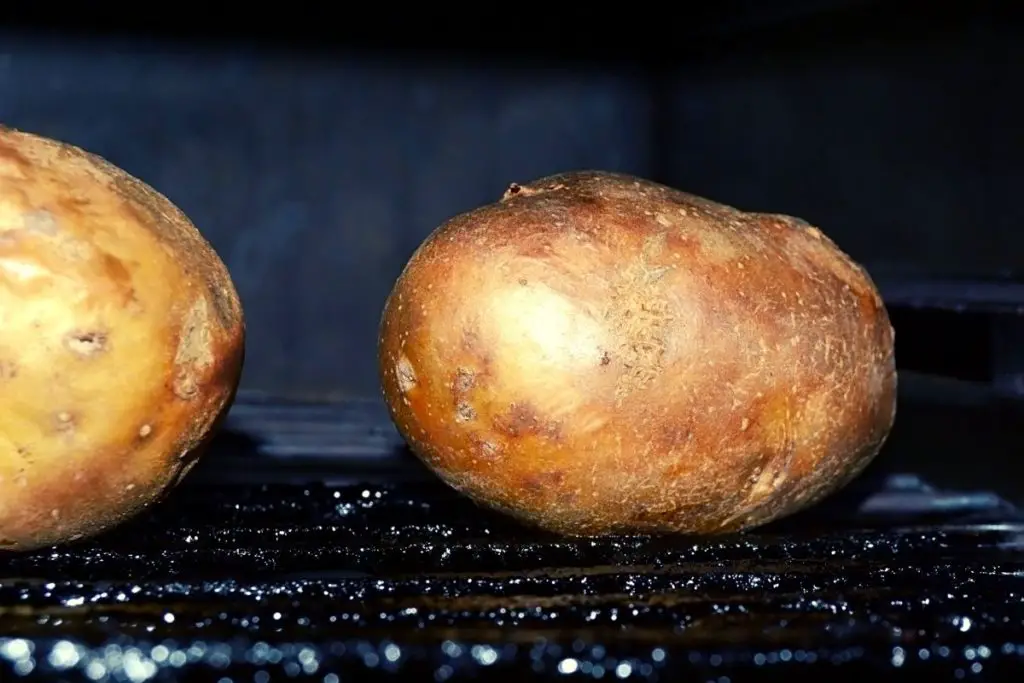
[379,170,896,536]
[0,126,245,551]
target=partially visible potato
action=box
[0,126,245,551]
[379,170,896,536]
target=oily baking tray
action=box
[1,395,1023,683]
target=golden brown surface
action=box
[379,171,896,536]
[0,126,245,551]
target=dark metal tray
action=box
[1,397,1023,682]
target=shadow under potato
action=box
[169,430,905,543]
[176,424,939,533]
[44,384,1019,559]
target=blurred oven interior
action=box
[2,2,1024,681]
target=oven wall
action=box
[0,6,1018,398]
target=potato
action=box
[0,126,244,551]
[379,170,896,536]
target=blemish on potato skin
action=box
[54,411,75,433]
[455,402,476,423]
[521,470,565,494]
[395,355,417,393]
[493,402,562,441]
[478,440,501,459]
[64,329,108,356]
[173,373,198,400]
[501,181,567,202]
[0,360,17,379]
[453,367,474,393]
[451,367,478,423]
[99,253,134,301]
[172,298,214,400]
[607,268,672,399]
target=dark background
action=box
[2,1,1023,499]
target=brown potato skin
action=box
[0,126,245,551]
[379,170,896,536]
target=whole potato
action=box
[379,171,896,536]
[0,126,245,551]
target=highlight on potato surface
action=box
[378,170,896,536]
